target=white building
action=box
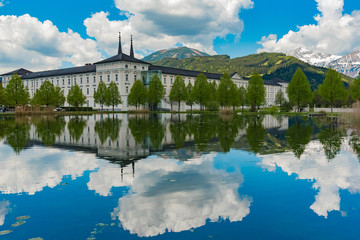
[0,34,288,110]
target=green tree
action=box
[94,81,107,111]
[216,73,237,108]
[287,68,312,112]
[246,72,266,111]
[286,121,313,158]
[275,89,286,108]
[208,81,217,101]
[148,75,165,111]
[5,74,29,106]
[0,83,5,106]
[319,126,343,160]
[350,77,360,102]
[319,69,347,115]
[68,117,87,142]
[191,73,210,110]
[32,80,65,107]
[169,75,188,112]
[128,80,147,110]
[67,85,86,111]
[186,83,195,111]
[238,86,246,111]
[105,81,122,111]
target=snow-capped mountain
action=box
[286,48,360,78]
[286,47,341,68]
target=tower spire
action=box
[118,32,122,55]
[130,35,134,58]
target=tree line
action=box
[1,69,359,112]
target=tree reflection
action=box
[246,116,266,153]
[148,115,165,150]
[350,134,360,160]
[33,116,66,146]
[217,116,240,152]
[67,117,87,142]
[319,125,344,161]
[286,122,313,158]
[95,115,122,144]
[170,117,187,148]
[128,115,149,144]
[5,117,31,154]
[189,115,217,151]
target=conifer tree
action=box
[147,75,165,111]
[246,72,266,111]
[0,83,5,106]
[191,73,210,110]
[67,85,86,111]
[105,81,122,111]
[350,76,360,102]
[128,80,147,110]
[217,73,237,108]
[287,68,312,112]
[169,75,188,112]
[275,89,286,108]
[32,80,65,107]
[238,86,246,111]
[319,69,347,114]
[94,81,107,111]
[5,74,30,106]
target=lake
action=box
[0,113,360,239]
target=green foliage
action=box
[238,86,246,110]
[67,85,86,110]
[143,46,210,62]
[312,89,324,107]
[95,116,122,144]
[286,121,313,158]
[246,116,266,153]
[169,120,187,148]
[350,77,360,101]
[5,118,30,154]
[169,75,188,112]
[216,73,238,108]
[185,83,195,110]
[246,72,266,111]
[217,117,239,152]
[5,74,30,106]
[34,116,66,146]
[275,89,286,107]
[287,68,312,112]
[0,83,5,106]
[152,52,353,89]
[105,81,122,111]
[148,116,165,149]
[32,80,65,107]
[269,106,280,114]
[208,81,217,101]
[94,81,107,110]
[319,125,343,160]
[128,116,149,144]
[191,73,210,110]
[205,100,220,111]
[148,75,165,111]
[319,69,347,113]
[67,117,87,142]
[128,80,147,110]
[281,101,293,112]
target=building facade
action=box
[0,35,288,110]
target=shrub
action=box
[269,106,280,114]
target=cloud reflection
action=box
[0,201,9,226]
[98,153,252,237]
[259,140,360,218]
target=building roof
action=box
[1,68,32,76]
[22,65,96,79]
[149,65,223,80]
[263,79,283,86]
[94,53,149,65]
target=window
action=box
[107,75,110,82]
[80,77,83,84]
[87,77,89,84]
[62,79,65,85]
[93,76,96,83]
[93,88,96,94]
[74,78,77,85]
[36,81,38,87]
[170,77,173,84]
[100,76,102,82]
[87,88,89,95]
[134,66,137,69]
[142,66,144,70]
[163,77,166,84]
[126,74,129,81]
[126,86,128,93]
[68,79,70,85]
[134,75,137,81]
[125,65,128,69]
[57,79,59,86]
[115,74,118,82]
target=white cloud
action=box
[108,153,252,237]
[259,139,360,218]
[84,0,254,57]
[0,145,99,195]
[0,14,101,74]
[258,0,360,55]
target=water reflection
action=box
[110,154,252,237]
[0,201,9,226]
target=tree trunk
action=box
[178,101,180,112]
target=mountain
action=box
[286,47,360,78]
[152,52,354,90]
[142,46,210,62]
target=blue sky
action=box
[0,0,359,72]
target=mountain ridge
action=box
[142,46,210,62]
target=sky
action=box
[0,0,359,73]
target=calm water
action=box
[0,114,360,239]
